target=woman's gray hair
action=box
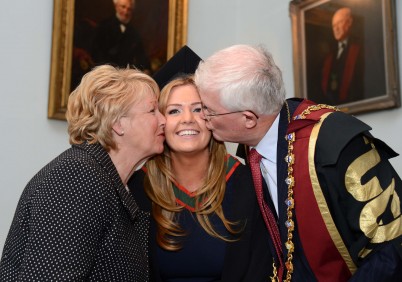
[194,44,286,115]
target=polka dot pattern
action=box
[0,142,149,281]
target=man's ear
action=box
[244,111,258,129]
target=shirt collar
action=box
[339,39,348,47]
[254,112,280,163]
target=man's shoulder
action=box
[316,112,371,165]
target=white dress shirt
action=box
[337,39,348,59]
[254,112,280,215]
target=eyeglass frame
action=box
[201,104,259,121]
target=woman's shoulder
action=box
[225,154,251,180]
[18,147,121,223]
[225,154,254,201]
[31,147,111,190]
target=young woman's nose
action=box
[182,109,195,123]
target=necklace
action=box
[283,101,296,282]
[269,101,294,282]
[270,102,339,282]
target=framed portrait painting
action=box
[48,0,188,120]
[289,0,400,114]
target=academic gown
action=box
[128,155,272,282]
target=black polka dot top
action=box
[0,142,150,281]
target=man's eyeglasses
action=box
[202,105,259,121]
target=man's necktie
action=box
[337,42,345,59]
[248,148,284,280]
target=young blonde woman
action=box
[128,75,271,281]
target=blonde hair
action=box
[145,75,239,251]
[66,65,159,151]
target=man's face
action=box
[115,0,133,24]
[332,9,352,41]
[199,90,246,143]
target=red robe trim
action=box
[321,43,361,102]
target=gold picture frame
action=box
[48,0,188,120]
[289,0,400,114]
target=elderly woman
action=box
[0,65,165,281]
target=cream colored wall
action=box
[0,0,401,254]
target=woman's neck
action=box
[170,149,210,192]
[108,148,147,186]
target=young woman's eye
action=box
[193,107,202,113]
[167,109,180,115]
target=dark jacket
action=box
[321,37,364,105]
[0,142,149,281]
[92,16,151,71]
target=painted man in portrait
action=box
[321,7,364,105]
[92,0,151,73]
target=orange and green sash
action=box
[173,155,241,212]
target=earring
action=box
[121,131,124,135]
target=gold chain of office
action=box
[270,103,339,282]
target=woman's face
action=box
[164,84,211,154]
[119,90,166,159]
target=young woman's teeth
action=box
[178,130,198,136]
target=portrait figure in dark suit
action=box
[92,0,151,73]
[321,7,364,105]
